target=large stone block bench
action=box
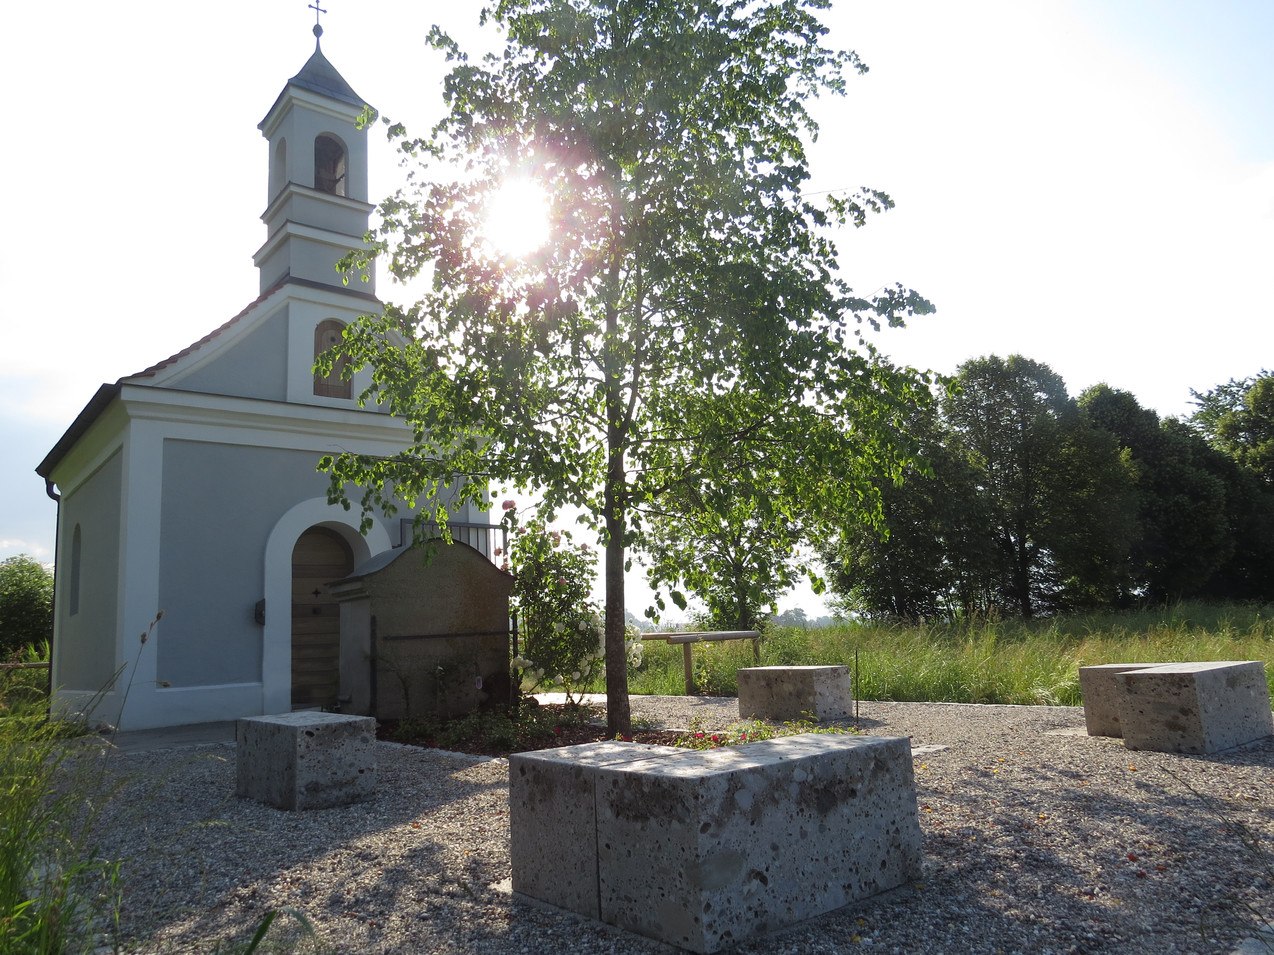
[1078,663,1156,737]
[737,665,853,722]
[1080,661,1273,754]
[236,712,376,810]
[1118,661,1273,755]
[510,734,922,953]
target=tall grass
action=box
[1,643,120,954]
[614,602,1274,705]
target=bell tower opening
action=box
[314,135,347,196]
[313,319,351,398]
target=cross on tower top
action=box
[309,1,327,40]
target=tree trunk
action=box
[603,515,632,737]
[602,292,632,737]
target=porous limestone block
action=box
[737,665,853,722]
[509,741,683,918]
[1118,661,1274,755]
[594,734,922,953]
[235,712,376,810]
[1078,663,1156,737]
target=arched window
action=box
[314,135,347,196]
[69,524,82,616]
[313,319,351,398]
[270,138,287,197]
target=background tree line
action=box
[823,357,1274,620]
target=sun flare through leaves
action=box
[478,176,552,260]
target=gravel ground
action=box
[86,698,1273,954]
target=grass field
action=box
[605,602,1274,705]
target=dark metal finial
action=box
[309,1,327,41]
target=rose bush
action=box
[509,519,604,701]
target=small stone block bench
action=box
[236,712,376,810]
[737,665,853,722]
[1117,661,1273,755]
[1078,663,1156,737]
[510,734,922,953]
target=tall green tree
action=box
[1191,433,1274,602]
[1192,370,1274,486]
[823,398,996,620]
[639,403,844,631]
[643,490,806,632]
[1081,386,1232,601]
[943,356,1136,617]
[322,1,933,733]
[0,556,53,656]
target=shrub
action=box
[509,520,604,700]
[0,556,54,657]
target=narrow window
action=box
[313,320,351,398]
[69,524,82,616]
[270,138,287,197]
[314,135,347,196]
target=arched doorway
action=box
[291,526,354,709]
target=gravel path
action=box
[86,698,1273,954]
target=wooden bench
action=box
[642,630,760,695]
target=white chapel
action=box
[36,28,494,731]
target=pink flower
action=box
[501,499,516,511]
[493,546,502,556]
[555,576,567,587]
[500,561,510,572]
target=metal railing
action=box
[400,519,507,563]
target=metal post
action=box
[510,611,520,716]
[369,615,379,718]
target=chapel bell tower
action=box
[254,23,375,295]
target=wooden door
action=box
[291,527,353,709]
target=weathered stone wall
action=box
[337,542,512,720]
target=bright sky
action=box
[3,1,1272,618]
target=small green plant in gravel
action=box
[211,908,321,955]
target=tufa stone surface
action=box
[509,741,682,918]
[737,665,853,722]
[235,712,376,810]
[1117,661,1273,755]
[511,735,921,953]
[1079,663,1156,737]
